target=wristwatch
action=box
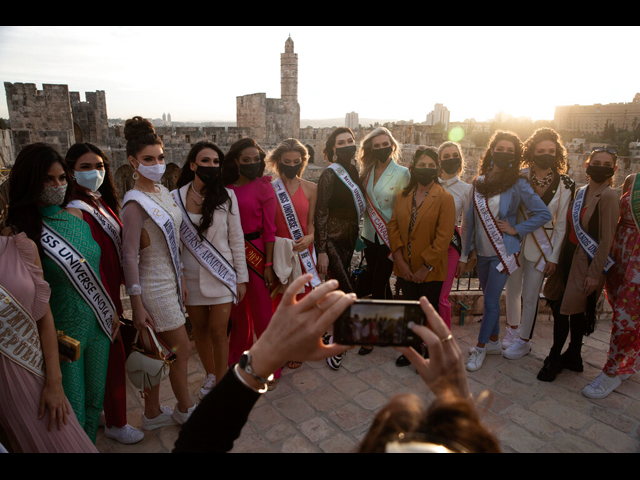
[423,262,434,272]
[238,350,274,385]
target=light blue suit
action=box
[362,160,411,243]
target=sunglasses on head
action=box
[591,147,618,155]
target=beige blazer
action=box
[178,183,249,298]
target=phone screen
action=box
[332,299,426,347]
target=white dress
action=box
[122,185,185,332]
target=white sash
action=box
[364,170,393,260]
[67,199,123,262]
[170,188,238,302]
[41,224,114,341]
[0,285,45,378]
[473,184,519,275]
[272,178,322,287]
[123,190,183,307]
[520,204,554,273]
[572,185,615,273]
[327,163,365,220]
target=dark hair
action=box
[124,116,163,158]
[176,141,231,239]
[7,143,74,253]
[402,146,440,196]
[65,142,121,217]
[475,130,524,197]
[221,138,266,186]
[323,127,355,163]
[522,127,568,174]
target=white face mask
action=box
[136,162,166,182]
[75,169,106,192]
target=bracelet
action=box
[264,262,273,267]
[233,364,266,394]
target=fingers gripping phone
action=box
[332,299,426,348]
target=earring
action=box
[132,171,139,180]
[333,153,337,162]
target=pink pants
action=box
[228,267,278,378]
[438,244,460,330]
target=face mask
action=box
[335,145,356,164]
[440,158,461,175]
[40,184,67,206]
[492,152,515,170]
[136,162,166,182]
[281,163,302,179]
[75,169,105,192]
[533,154,556,170]
[195,165,221,184]
[239,162,262,181]
[586,164,614,184]
[372,146,393,163]
[414,168,438,186]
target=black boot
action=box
[537,354,563,382]
[560,346,584,372]
[395,346,428,367]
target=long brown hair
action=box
[522,127,568,174]
[474,130,524,197]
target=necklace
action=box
[189,183,203,207]
[530,168,553,188]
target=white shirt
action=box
[439,175,472,227]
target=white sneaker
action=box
[199,373,216,400]
[503,338,531,360]
[142,405,178,431]
[486,340,502,355]
[502,327,520,349]
[466,347,486,372]
[582,372,622,399]
[104,424,145,444]
[172,403,197,425]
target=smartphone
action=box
[332,299,426,347]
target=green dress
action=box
[39,205,111,443]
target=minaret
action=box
[281,36,297,102]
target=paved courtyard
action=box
[96,307,640,453]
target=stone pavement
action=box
[96,307,640,453]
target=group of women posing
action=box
[0,117,638,453]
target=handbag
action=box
[125,324,176,396]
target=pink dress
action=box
[226,177,277,371]
[603,190,640,376]
[0,233,97,453]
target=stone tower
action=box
[281,36,298,102]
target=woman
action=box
[503,128,574,360]
[173,141,248,399]
[582,172,639,398]
[221,138,278,386]
[1,145,98,452]
[437,141,472,329]
[315,128,364,369]
[65,142,143,445]
[357,127,410,355]
[120,116,195,428]
[460,131,552,372]
[538,148,619,382]
[5,143,112,443]
[387,146,455,366]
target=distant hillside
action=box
[301,118,399,128]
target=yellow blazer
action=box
[387,182,456,282]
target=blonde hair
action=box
[266,138,309,177]
[438,141,466,176]
[358,127,401,183]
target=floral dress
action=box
[603,190,640,376]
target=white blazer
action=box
[178,182,249,298]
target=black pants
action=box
[362,236,394,299]
[401,280,444,315]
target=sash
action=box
[272,178,322,287]
[170,188,238,302]
[364,170,393,261]
[327,163,365,220]
[41,224,114,341]
[0,285,45,378]
[473,183,519,275]
[123,189,183,305]
[520,204,554,273]
[67,199,123,262]
[572,185,615,273]
[631,173,640,232]
[245,238,265,278]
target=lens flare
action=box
[448,126,465,143]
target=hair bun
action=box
[124,116,156,140]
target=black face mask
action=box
[372,146,393,163]
[239,162,262,181]
[281,163,302,179]
[196,165,221,184]
[440,158,461,175]
[414,168,438,186]
[335,145,356,165]
[493,151,516,170]
[533,154,556,170]
[586,164,615,184]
